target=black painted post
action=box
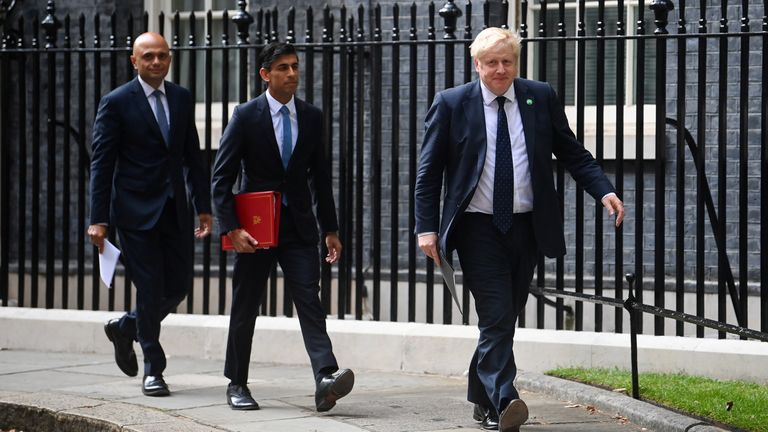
[286,6,295,44]
[762,0,768,334]
[623,272,640,399]
[649,0,673,336]
[439,0,460,323]
[232,0,252,103]
[41,0,60,309]
[0,9,9,307]
[407,2,418,323]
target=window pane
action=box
[212,0,231,10]
[632,16,657,104]
[584,6,620,105]
[211,17,240,102]
[532,8,576,104]
[532,4,655,105]
[172,0,204,11]
[175,14,240,102]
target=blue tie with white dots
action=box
[493,96,514,234]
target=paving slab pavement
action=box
[0,350,660,432]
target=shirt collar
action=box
[138,75,166,98]
[479,79,517,107]
[265,89,296,115]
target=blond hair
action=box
[469,27,521,60]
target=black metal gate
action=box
[0,0,765,341]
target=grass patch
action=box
[546,367,768,432]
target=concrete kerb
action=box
[0,392,225,432]
[515,372,730,432]
[2,307,767,383]
[1,307,765,432]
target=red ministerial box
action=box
[221,191,281,251]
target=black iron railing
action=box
[0,0,766,344]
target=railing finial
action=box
[232,0,253,45]
[41,0,61,48]
[438,0,462,40]
[649,0,674,34]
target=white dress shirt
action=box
[265,89,298,158]
[467,80,534,215]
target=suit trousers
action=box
[455,212,538,415]
[116,198,192,376]
[224,206,338,386]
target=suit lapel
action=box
[514,79,536,166]
[290,99,311,172]
[165,82,179,149]
[462,81,487,176]
[256,95,283,167]
[131,78,165,142]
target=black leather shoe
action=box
[473,403,489,422]
[142,375,170,397]
[499,399,528,432]
[104,318,138,377]
[227,383,260,410]
[482,409,499,430]
[315,368,354,412]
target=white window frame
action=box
[513,0,657,159]
[146,0,241,149]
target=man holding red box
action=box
[211,42,351,412]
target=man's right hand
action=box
[227,228,260,253]
[417,233,441,266]
[87,224,108,254]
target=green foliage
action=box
[547,367,768,432]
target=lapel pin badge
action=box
[526,98,534,106]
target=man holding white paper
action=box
[98,239,120,288]
[88,32,212,397]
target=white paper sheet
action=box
[99,239,120,289]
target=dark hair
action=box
[259,42,297,70]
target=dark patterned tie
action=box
[152,90,170,146]
[493,96,514,233]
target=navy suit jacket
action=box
[415,79,615,259]
[89,77,211,231]
[211,93,338,245]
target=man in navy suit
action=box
[88,32,212,397]
[211,42,353,412]
[415,28,624,432]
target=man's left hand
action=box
[601,194,625,227]
[195,213,213,238]
[325,232,342,264]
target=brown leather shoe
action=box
[499,399,528,432]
